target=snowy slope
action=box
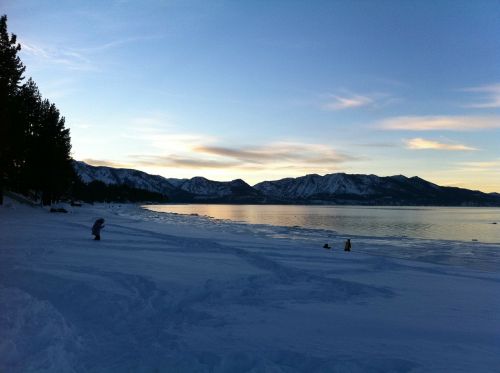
[73,160,175,195]
[254,173,499,205]
[178,177,261,199]
[253,173,437,198]
[1,201,499,372]
[165,177,189,188]
[74,161,500,205]
[254,173,380,198]
[74,161,262,202]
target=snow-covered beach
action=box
[1,200,499,372]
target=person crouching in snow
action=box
[92,218,105,240]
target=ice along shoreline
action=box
[139,203,500,272]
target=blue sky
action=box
[4,0,500,191]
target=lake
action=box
[144,204,500,244]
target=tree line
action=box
[0,15,74,205]
[72,180,168,204]
[1,15,169,205]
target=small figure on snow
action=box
[323,243,331,249]
[344,239,352,252]
[92,218,105,241]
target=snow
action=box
[253,173,444,200]
[179,177,234,197]
[1,199,499,372]
[253,174,378,198]
[73,161,175,194]
[178,177,254,198]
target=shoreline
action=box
[1,200,500,371]
[138,203,500,272]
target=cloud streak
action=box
[194,144,357,164]
[20,39,96,72]
[80,115,362,181]
[456,160,500,171]
[322,94,374,110]
[133,155,239,169]
[82,159,129,168]
[20,35,161,72]
[405,138,477,151]
[125,141,360,174]
[321,91,398,111]
[378,115,500,131]
[462,83,500,109]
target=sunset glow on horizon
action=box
[4,0,500,192]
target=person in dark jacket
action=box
[344,239,352,252]
[92,218,105,240]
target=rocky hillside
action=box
[73,161,176,195]
[74,161,500,206]
[73,161,265,203]
[254,173,500,206]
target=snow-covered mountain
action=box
[73,161,264,203]
[253,173,439,199]
[178,177,257,198]
[73,161,176,195]
[255,173,379,198]
[254,173,499,206]
[74,161,500,206]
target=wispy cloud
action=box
[127,122,356,174]
[194,143,358,165]
[77,35,164,53]
[79,114,361,181]
[378,115,500,131]
[20,35,161,72]
[20,39,96,72]
[462,83,500,109]
[321,90,400,111]
[322,94,374,110]
[405,138,477,151]
[20,41,50,59]
[133,155,239,169]
[126,140,359,173]
[82,159,129,168]
[456,160,500,171]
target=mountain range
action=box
[73,160,500,206]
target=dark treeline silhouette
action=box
[0,15,73,205]
[72,180,169,203]
[0,15,168,205]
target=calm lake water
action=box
[144,204,500,244]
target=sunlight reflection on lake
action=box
[144,205,500,244]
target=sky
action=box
[3,0,500,192]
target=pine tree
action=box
[15,81,74,204]
[16,79,42,193]
[0,14,26,204]
[1,15,75,205]
[32,99,74,205]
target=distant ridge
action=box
[253,173,499,206]
[73,161,177,195]
[73,161,266,203]
[74,161,500,206]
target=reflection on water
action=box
[144,204,500,244]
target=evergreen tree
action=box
[31,99,74,205]
[0,14,74,205]
[12,78,41,192]
[0,14,26,204]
